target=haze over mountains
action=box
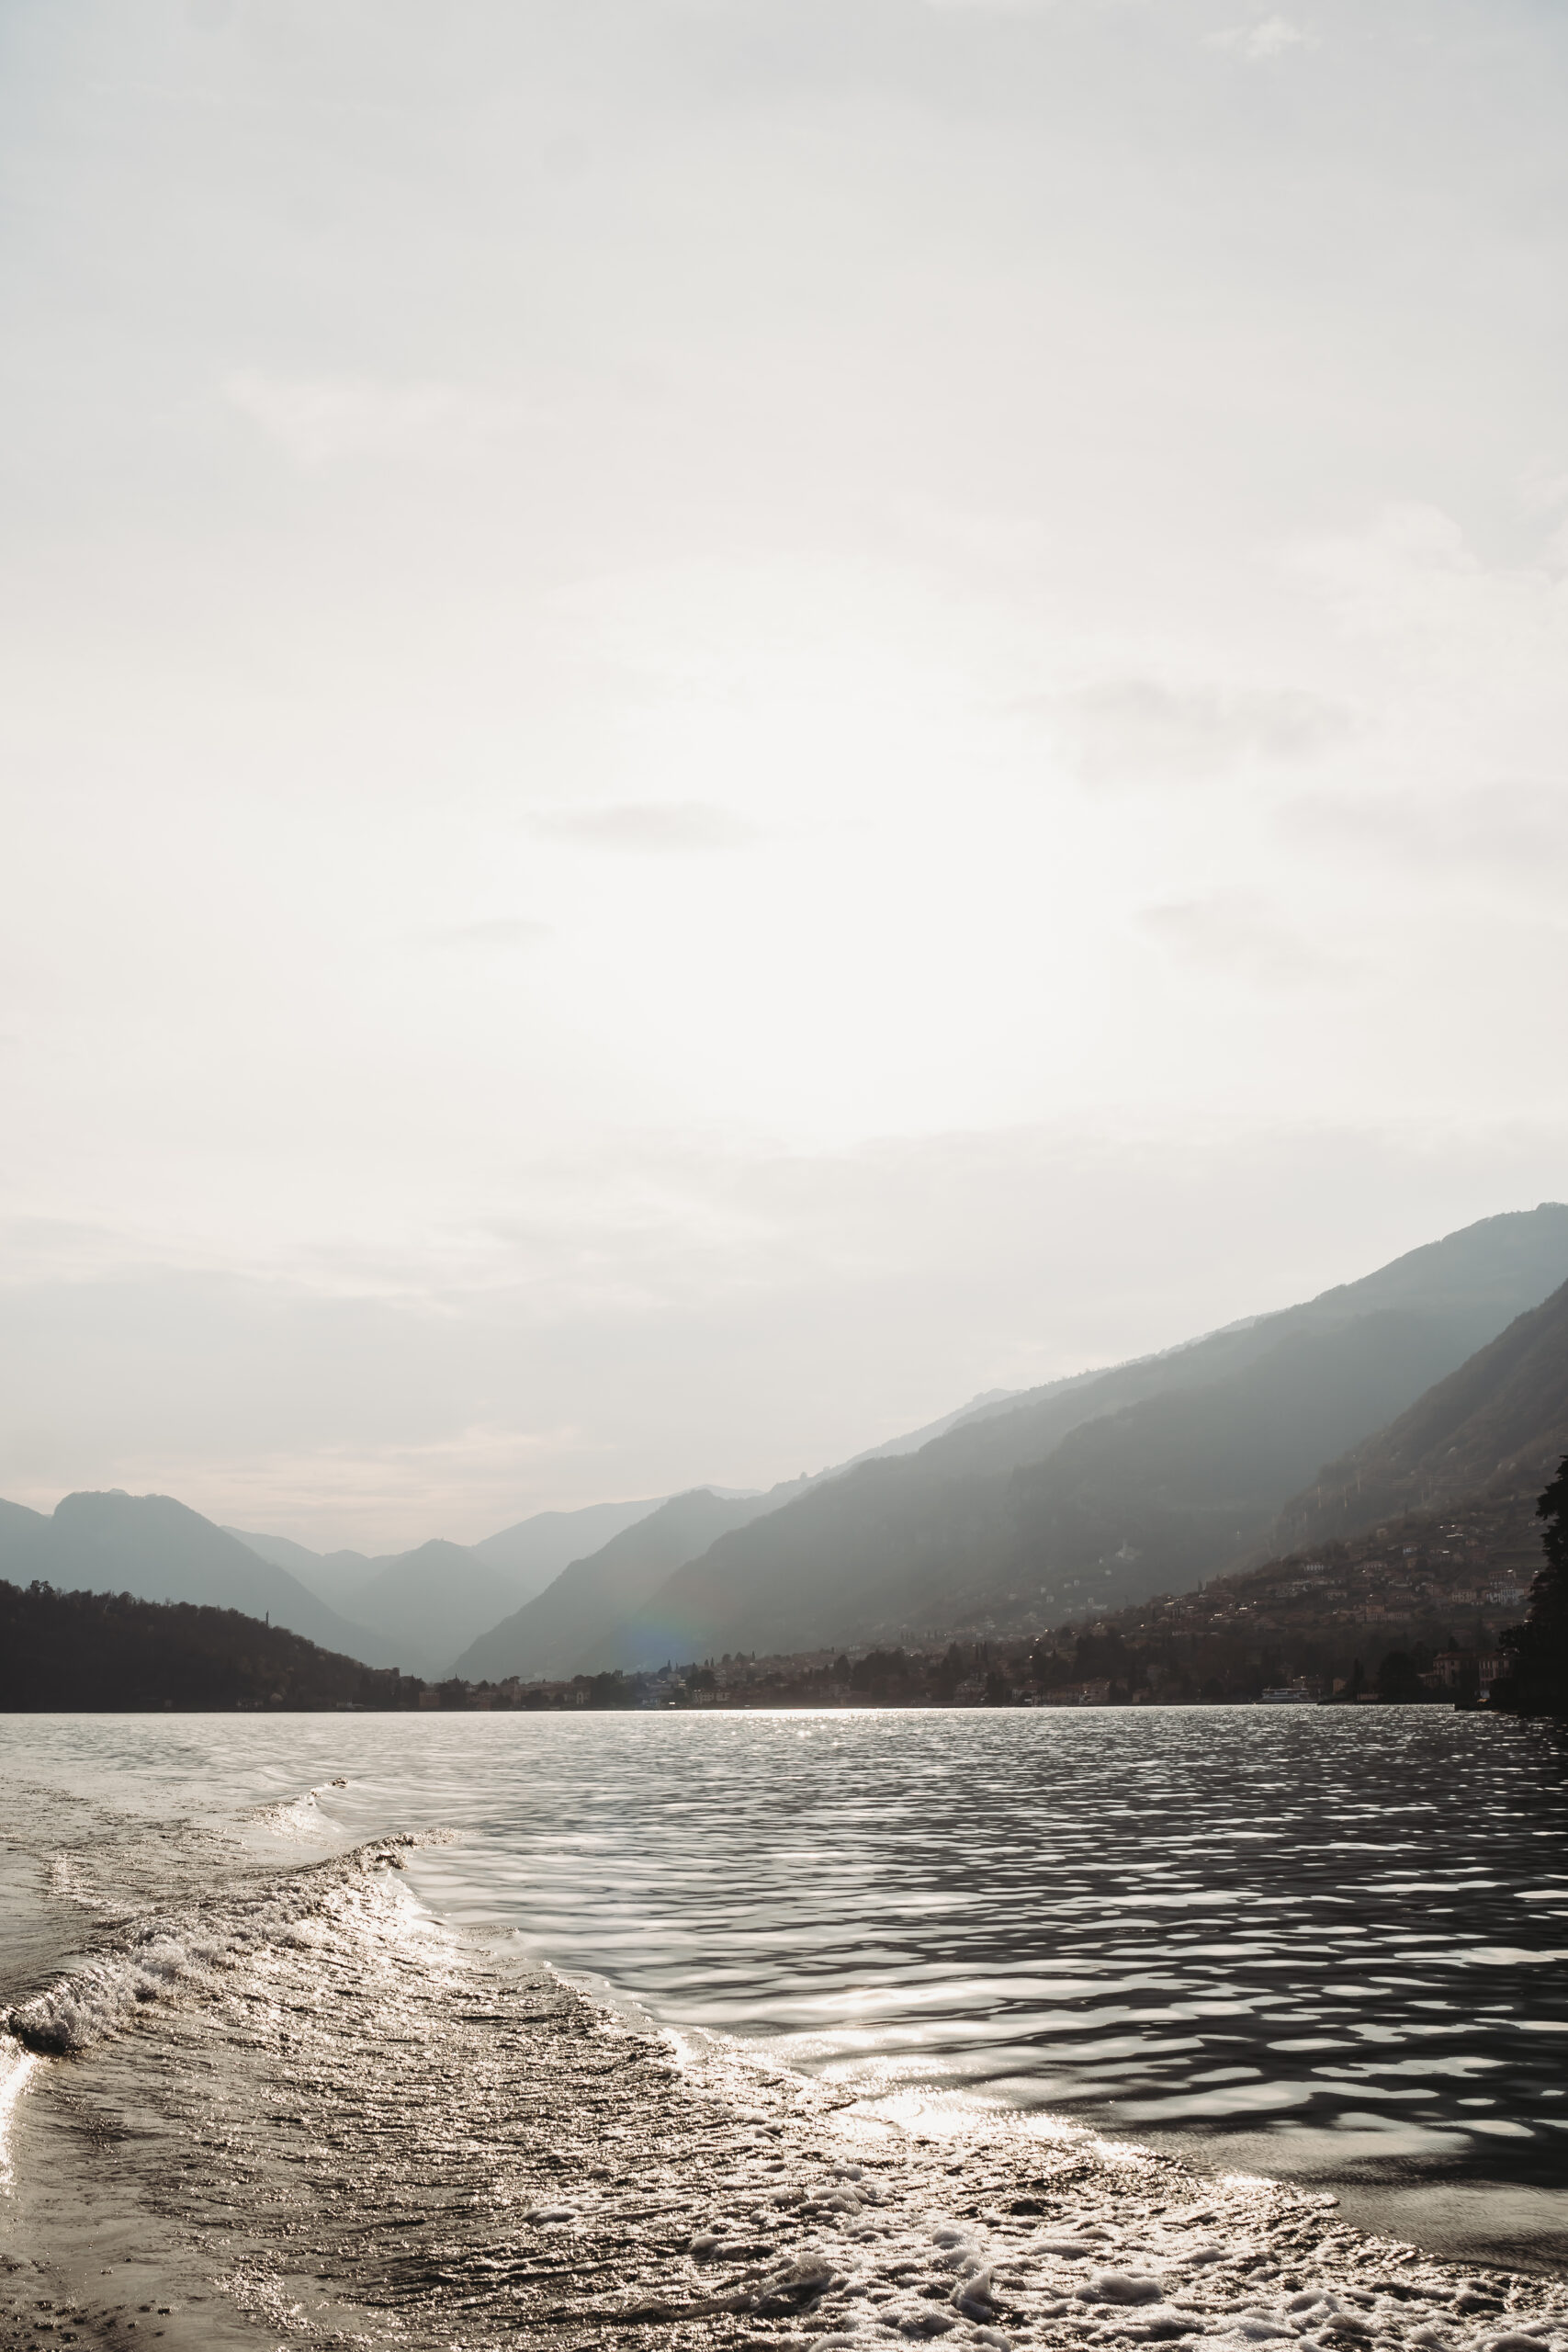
[0,1387,1025,1679]
[453,1486,808,1684]
[449,1389,1056,1680]
[562,1204,1568,1668]
[0,1492,413,1669]
[1273,1270,1568,1556]
[1066,1271,1568,1690]
[220,1499,674,1668]
[0,1492,683,1678]
[230,1497,668,1624]
[210,1392,1031,1674]
[6,1206,1567,1685]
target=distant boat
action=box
[1259,1684,1317,1704]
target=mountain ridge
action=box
[0,1492,413,1670]
[1270,1273,1568,1555]
[13,1205,1568,1686]
[452,1485,807,1682]
[580,1204,1568,1666]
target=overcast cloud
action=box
[2,0,1565,1546]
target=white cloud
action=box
[1050,680,1352,787]
[1283,782,1568,891]
[224,372,521,468]
[1209,17,1316,61]
[922,0,1055,14]
[6,1115,1566,1549]
[525,803,761,851]
[4,0,1567,1541]
[1137,894,1348,988]
[426,919,551,951]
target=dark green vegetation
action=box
[0,1580,420,1711]
[1494,1455,1568,1715]
[0,1490,675,1680]
[0,1577,694,1712]
[638,1442,1568,1713]
[0,1491,413,1668]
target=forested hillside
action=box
[0,1492,409,1668]
[0,1581,419,1711]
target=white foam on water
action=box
[4,1713,1566,2290]
[843,2085,1011,2139]
[0,2042,39,2191]
[1,1835,433,2055]
[5,1932,229,2055]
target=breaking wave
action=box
[2,1833,425,2057]
[240,1775,352,1841]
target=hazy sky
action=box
[4,0,1567,1548]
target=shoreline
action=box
[2,1846,1565,2352]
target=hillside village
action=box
[426,1478,1546,1713]
[0,1464,1550,1716]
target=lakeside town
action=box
[415,1486,1539,1714]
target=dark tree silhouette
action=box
[0,1580,421,1711]
[1492,1456,1568,1715]
[1374,1649,1426,1703]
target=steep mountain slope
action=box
[0,1492,412,1669]
[1062,1291,1568,1690]
[453,1382,1104,1680]
[224,1528,378,1616]
[469,1498,666,1605]
[452,1486,807,1681]
[231,1502,676,1661]
[829,1385,1036,1464]
[348,1539,522,1672]
[598,1204,1568,1663]
[1271,1274,1568,1555]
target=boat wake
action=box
[2,1833,424,2056]
[1,1767,1564,2352]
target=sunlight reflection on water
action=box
[361,1708,1568,2208]
[6,1704,1567,2252]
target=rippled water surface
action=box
[6,1707,1568,2258]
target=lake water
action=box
[3,1706,1566,2270]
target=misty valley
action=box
[4,1204,1566,1717]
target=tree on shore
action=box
[1374,1649,1426,1703]
[0,1578,420,1711]
[1494,1455,1568,1715]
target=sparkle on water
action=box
[5,1705,1567,2253]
